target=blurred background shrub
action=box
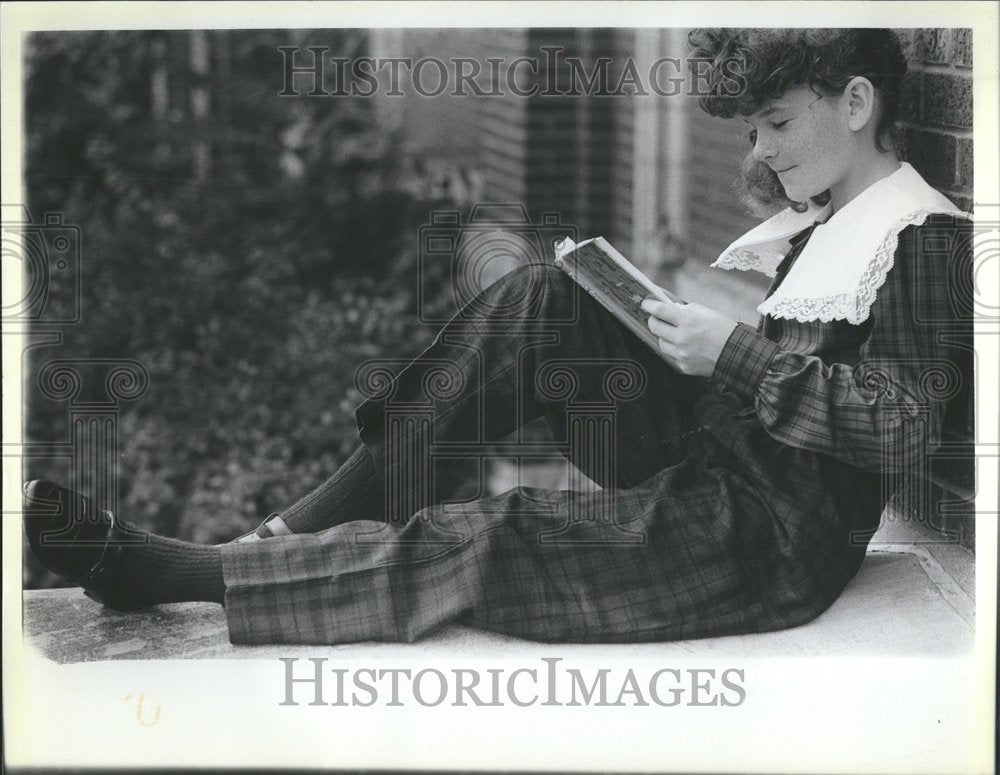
[23,30,461,586]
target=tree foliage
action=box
[23,31,457,584]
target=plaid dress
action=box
[221,214,972,645]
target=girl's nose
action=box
[751,135,777,163]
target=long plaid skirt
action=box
[221,264,885,645]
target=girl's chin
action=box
[783,187,824,206]
[777,171,823,201]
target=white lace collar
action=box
[711,162,971,324]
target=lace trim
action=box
[757,207,973,324]
[712,247,783,278]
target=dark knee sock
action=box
[116,528,225,605]
[272,445,383,535]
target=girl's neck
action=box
[829,152,902,213]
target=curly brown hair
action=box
[688,28,907,150]
[688,28,908,214]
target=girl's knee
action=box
[488,262,573,319]
[506,262,568,292]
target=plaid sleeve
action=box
[712,323,780,398]
[715,215,972,472]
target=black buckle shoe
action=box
[23,480,147,612]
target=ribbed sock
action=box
[270,445,383,535]
[115,526,225,605]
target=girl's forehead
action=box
[744,99,794,123]
[748,86,821,119]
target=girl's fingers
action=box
[647,316,677,342]
[641,298,683,325]
[656,337,681,360]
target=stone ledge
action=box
[23,543,973,663]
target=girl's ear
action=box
[844,76,877,132]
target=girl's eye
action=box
[748,119,790,144]
[746,118,791,145]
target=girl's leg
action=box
[238,446,383,539]
[259,262,706,536]
[27,263,747,639]
[219,266,815,646]
[221,429,829,646]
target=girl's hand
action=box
[640,298,738,377]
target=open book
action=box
[554,236,684,354]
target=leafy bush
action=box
[23,30,458,586]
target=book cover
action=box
[553,236,683,354]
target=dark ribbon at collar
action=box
[764,223,821,302]
[774,223,818,276]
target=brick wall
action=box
[895,29,975,552]
[896,29,974,212]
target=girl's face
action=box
[744,84,857,204]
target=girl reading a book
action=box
[25,28,972,645]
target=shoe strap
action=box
[66,509,128,590]
[262,513,292,537]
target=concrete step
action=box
[22,515,973,663]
